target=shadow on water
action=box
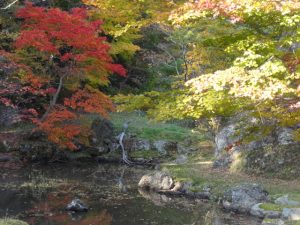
[0,164,261,225]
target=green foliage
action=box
[83,0,181,61]
[129,150,161,159]
[114,0,300,138]
[0,10,19,51]
[53,0,82,10]
[110,112,206,143]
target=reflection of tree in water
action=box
[117,166,128,193]
[24,189,112,225]
[75,209,112,225]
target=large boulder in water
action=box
[138,171,174,191]
[222,184,269,213]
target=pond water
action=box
[0,163,261,225]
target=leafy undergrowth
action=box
[129,150,162,159]
[162,153,300,198]
[110,112,208,144]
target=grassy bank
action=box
[110,112,208,144]
[162,156,300,198]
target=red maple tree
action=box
[13,2,126,149]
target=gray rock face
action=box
[138,171,174,191]
[175,154,187,164]
[282,208,300,220]
[152,140,168,155]
[132,139,151,151]
[277,128,295,145]
[215,124,239,157]
[0,106,20,127]
[261,219,285,225]
[212,112,299,178]
[250,203,282,218]
[0,55,18,76]
[66,198,88,212]
[222,184,269,213]
[213,146,242,168]
[275,195,300,207]
[90,117,114,153]
[171,181,192,193]
[245,144,300,179]
[124,138,179,155]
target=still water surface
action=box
[0,164,261,225]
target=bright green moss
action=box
[0,219,29,225]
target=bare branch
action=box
[1,0,18,10]
[117,121,134,165]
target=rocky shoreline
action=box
[138,171,300,225]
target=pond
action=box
[0,163,261,225]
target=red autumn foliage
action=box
[11,2,127,149]
[64,88,115,118]
[15,2,126,77]
[33,107,86,150]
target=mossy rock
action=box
[286,221,300,225]
[275,194,300,207]
[290,194,300,202]
[261,218,285,225]
[259,203,285,211]
[262,219,300,225]
[0,219,29,225]
[259,203,296,211]
[130,150,161,159]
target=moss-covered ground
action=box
[110,112,208,144]
[162,147,300,198]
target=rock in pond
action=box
[66,198,88,212]
[250,203,282,219]
[282,208,300,221]
[138,171,174,191]
[222,184,269,213]
[261,218,285,225]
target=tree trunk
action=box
[117,121,133,165]
[41,75,66,121]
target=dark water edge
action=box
[0,163,262,225]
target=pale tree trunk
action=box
[117,121,133,165]
[1,0,18,10]
[41,74,66,121]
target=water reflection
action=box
[0,164,261,225]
